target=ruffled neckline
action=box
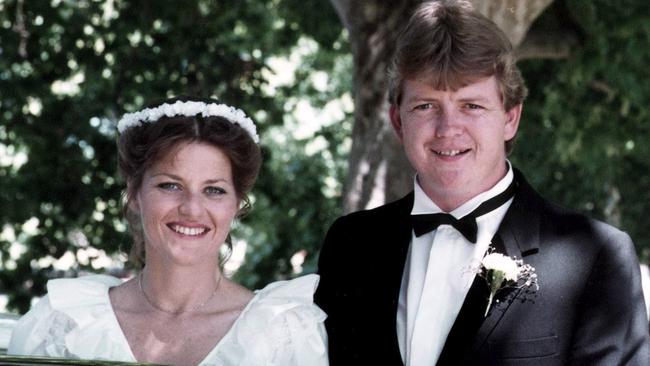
[46,273,324,365]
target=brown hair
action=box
[388,0,528,153]
[117,96,262,269]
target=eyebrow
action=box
[150,173,229,185]
[457,96,492,104]
[402,96,494,107]
[403,96,439,105]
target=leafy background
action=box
[1,0,648,313]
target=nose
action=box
[178,191,204,217]
[434,108,463,138]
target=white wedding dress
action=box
[8,274,328,366]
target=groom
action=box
[314,1,650,365]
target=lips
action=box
[167,223,211,236]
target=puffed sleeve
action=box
[8,295,76,357]
[7,275,127,361]
[230,274,329,366]
[284,306,329,366]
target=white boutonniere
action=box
[478,249,538,316]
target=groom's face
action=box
[390,74,522,211]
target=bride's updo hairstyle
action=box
[117,96,262,269]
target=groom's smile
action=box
[431,148,471,157]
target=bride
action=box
[8,97,328,366]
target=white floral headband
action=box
[117,100,259,143]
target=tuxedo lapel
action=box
[436,171,543,364]
[467,170,542,356]
[383,192,416,365]
[436,269,491,365]
[384,192,416,287]
[436,233,513,364]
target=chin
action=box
[432,169,466,187]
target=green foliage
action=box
[0,0,348,313]
[228,0,352,290]
[2,0,648,315]
[513,0,650,261]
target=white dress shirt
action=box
[396,163,514,366]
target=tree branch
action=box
[515,29,578,60]
[329,0,351,31]
[470,0,554,47]
[12,0,29,59]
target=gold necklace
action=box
[138,272,222,314]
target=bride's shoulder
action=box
[47,274,122,307]
[236,274,326,330]
[216,274,327,365]
[254,273,322,302]
[47,274,121,292]
[8,274,124,357]
[28,274,121,326]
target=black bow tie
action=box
[410,179,517,243]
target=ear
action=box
[504,103,522,140]
[128,197,140,213]
[389,104,404,143]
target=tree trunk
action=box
[332,0,565,213]
[331,0,421,214]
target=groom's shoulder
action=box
[519,176,632,252]
[334,192,414,224]
[544,198,632,250]
[515,167,628,242]
[323,193,413,240]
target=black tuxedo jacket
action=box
[315,169,650,365]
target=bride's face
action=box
[132,142,239,267]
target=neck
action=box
[140,261,222,314]
[430,192,477,213]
